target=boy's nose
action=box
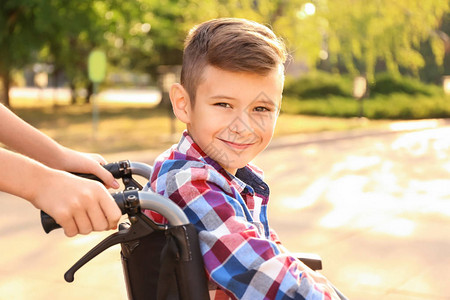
[229,111,253,135]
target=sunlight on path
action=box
[278,127,450,238]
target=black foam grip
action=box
[41,210,61,233]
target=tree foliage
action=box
[0,0,449,106]
[0,0,48,106]
[293,0,450,81]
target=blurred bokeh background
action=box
[1,0,450,153]
[2,0,450,100]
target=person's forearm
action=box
[0,148,53,203]
[0,147,122,237]
[0,104,66,170]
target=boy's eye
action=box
[215,102,231,108]
[254,106,271,112]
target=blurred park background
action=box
[1,0,450,154]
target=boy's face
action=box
[185,65,284,175]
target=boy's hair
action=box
[181,18,287,103]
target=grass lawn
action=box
[9,101,392,154]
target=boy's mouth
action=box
[218,138,255,150]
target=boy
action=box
[145,18,345,299]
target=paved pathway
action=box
[255,120,450,299]
[1,120,449,299]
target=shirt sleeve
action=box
[154,165,333,300]
[269,228,282,245]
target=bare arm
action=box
[0,104,121,236]
[0,104,117,188]
[0,148,121,236]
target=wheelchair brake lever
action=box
[64,213,165,283]
[122,175,143,190]
[73,160,144,190]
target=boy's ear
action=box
[169,83,191,124]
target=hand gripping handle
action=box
[40,193,127,233]
[40,160,152,233]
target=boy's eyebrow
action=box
[255,99,276,105]
[210,95,279,108]
[253,98,277,107]
[209,95,237,100]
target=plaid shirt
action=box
[144,131,334,300]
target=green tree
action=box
[4,0,447,108]
[0,0,47,106]
[40,1,105,103]
[308,0,450,81]
[106,0,298,76]
[102,0,185,78]
[0,0,145,106]
[0,1,107,106]
[420,12,450,83]
[40,0,144,104]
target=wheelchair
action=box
[41,160,325,300]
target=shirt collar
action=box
[176,130,269,197]
[236,166,269,198]
[177,130,224,171]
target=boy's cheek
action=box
[250,114,278,133]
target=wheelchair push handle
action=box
[40,160,138,233]
[40,193,127,233]
[41,192,191,233]
[40,160,189,233]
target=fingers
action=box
[82,153,119,189]
[63,150,119,189]
[88,155,120,189]
[35,166,121,237]
[54,177,120,237]
[88,153,107,165]
[61,217,79,238]
[61,201,118,237]
[85,203,109,232]
[99,193,122,230]
[72,209,95,235]
[90,181,122,230]
[72,182,121,234]
[92,163,120,189]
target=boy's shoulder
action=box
[152,142,218,176]
[151,150,234,196]
[151,133,224,179]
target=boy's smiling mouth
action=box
[218,138,256,150]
